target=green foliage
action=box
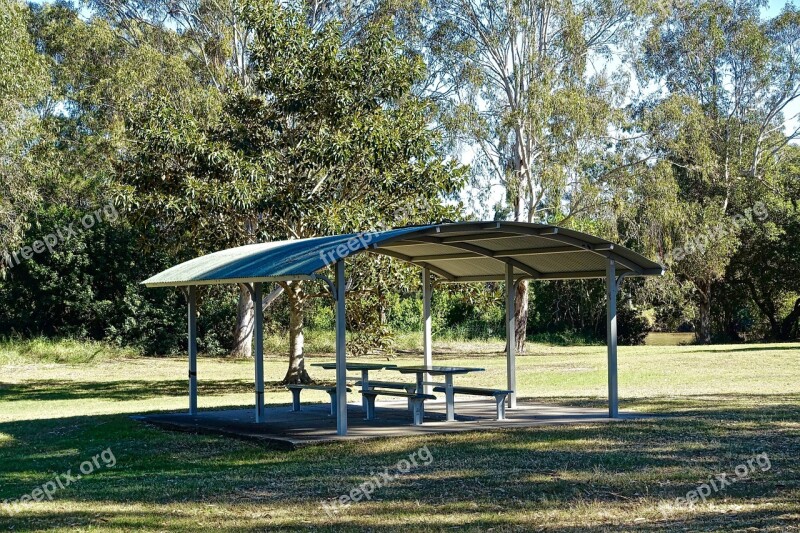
[0,206,234,355]
[0,0,47,254]
[431,286,505,340]
[425,0,640,222]
[627,0,800,342]
[527,280,652,346]
[528,280,606,339]
[0,337,136,365]
[0,0,797,354]
[723,147,800,340]
[118,3,465,249]
[617,304,652,346]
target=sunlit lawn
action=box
[0,339,799,531]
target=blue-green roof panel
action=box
[142,222,664,287]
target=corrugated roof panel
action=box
[465,235,568,252]
[427,257,500,278]
[142,222,664,287]
[523,252,609,274]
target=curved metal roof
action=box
[142,221,664,287]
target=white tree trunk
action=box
[231,284,255,358]
[515,279,529,353]
[282,282,311,383]
[514,178,529,353]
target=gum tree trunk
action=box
[513,174,529,354]
[515,279,529,353]
[283,281,312,384]
[231,283,255,358]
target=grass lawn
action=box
[0,340,799,531]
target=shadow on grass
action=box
[0,379,292,402]
[690,344,800,353]
[0,394,797,531]
[529,393,800,414]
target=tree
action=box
[83,0,262,357]
[726,146,800,341]
[118,1,465,381]
[422,0,645,352]
[635,0,800,342]
[89,0,411,358]
[0,0,46,260]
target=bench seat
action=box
[355,380,417,410]
[432,386,513,420]
[355,380,416,390]
[286,384,351,415]
[432,386,512,397]
[359,389,435,425]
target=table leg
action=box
[361,369,369,412]
[445,374,455,422]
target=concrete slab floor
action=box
[133,400,646,450]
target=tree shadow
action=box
[0,394,796,530]
[690,344,800,353]
[0,379,291,402]
[531,393,800,414]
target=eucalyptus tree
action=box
[420,0,647,351]
[119,1,464,381]
[0,0,46,261]
[725,145,800,341]
[635,0,800,342]
[83,0,263,356]
[90,0,432,359]
[88,0,252,90]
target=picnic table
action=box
[393,365,484,422]
[312,362,398,410]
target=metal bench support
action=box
[290,387,302,412]
[411,397,426,425]
[495,394,507,420]
[363,392,377,420]
[444,375,455,422]
[288,385,344,415]
[358,381,417,411]
[326,389,338,416]
[361,391,433,425]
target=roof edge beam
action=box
[417,268,658,282]
[595,251,645,274]
[373,221,508,248]
[438,274,528,283]
[143,275,316,288]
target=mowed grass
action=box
[0,341,798,531]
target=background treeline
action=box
[0,0,798,367]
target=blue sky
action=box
[764,0,795,17]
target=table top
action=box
[392,365,485,375]
[312,362,398,371]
